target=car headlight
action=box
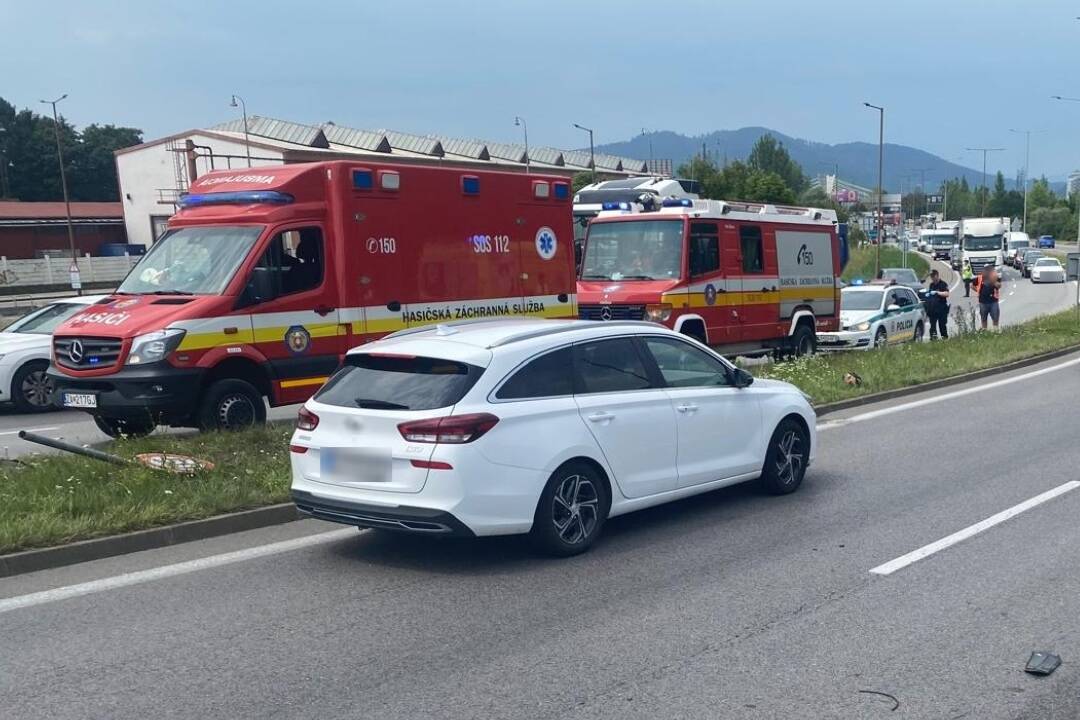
[853,321,872,332]
[645,303,673,322]
[126,328,186,365]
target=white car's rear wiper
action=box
[353,398,409,410]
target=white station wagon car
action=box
[816,283,926,351]
[0,294,107,412]
[290,319,816,556]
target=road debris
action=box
[858,689,899,711]
[1025,652,1061,676]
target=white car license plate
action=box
[320,447,391,483]
[818,334,838,342]
[62,392,98,409]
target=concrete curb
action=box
[0,503,298,578]
[814,343,1080,417]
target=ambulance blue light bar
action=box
[602,202,632,211]
[661,198,693,207]
[177,191,294,208]
[553,182,570,200]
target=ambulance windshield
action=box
[118,226,262,295]
[580,219,683,281]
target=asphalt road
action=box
[3,351,1080,718]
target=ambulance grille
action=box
[54,337,124,370]
[578,304,646,321]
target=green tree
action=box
[0,96,141,201]
[571,172,593,194]
[1027,177,1057,211]
[747,134,806,193]
[742,170,796,204]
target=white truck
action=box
[920,227,957,261]
[959,217,1009,275]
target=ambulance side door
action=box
[735,223,778,342]
[238,224,344,404]
[687,221,732,344]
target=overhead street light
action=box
[965,147,1005,214]
[864,102,884,277]
[39,93,80,295]
[572,123,595,183]
[230,94,252,167]
[1008,128,1039,231]
[514,116,529,174]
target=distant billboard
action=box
[833,188,859,203]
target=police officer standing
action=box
[961,260,974,297]
[925,269,950,340]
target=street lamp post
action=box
[965,146,1005,215]
[230,94,252,167]
[1008,128,1033,231]
[641,128,655,174]
[573,123,595,183]
[39,94,80,295]
[1050,97,1080,249]
[864,102,885,276]
[514,116,529,173]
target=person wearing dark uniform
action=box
[925,269,950,340]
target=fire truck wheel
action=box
[199,378,267,432]
[791,324,816,357]
[93,415,156,439]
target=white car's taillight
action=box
[397,413,499,444]
[296,406,320,431]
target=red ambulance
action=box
[577,198,842,356]
[48,161,577,436]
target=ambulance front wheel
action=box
[198,378,267,432]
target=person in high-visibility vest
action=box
[961,260,974,297]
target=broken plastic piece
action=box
[1025,652,1061,676]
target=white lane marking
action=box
[870,481,1080,576]
[0,528,356,615]
[816,355,1080,432]
[0,426,59,437]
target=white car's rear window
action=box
[315,355,483,410]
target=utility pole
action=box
[864,102,885,276]
[966,146,1004,215]
[572,123,595,183]
[641,128,654,173]
[1009,128,1036,231]
[39,94,80,295]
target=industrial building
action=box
[0,201,125,259]
[115,117,652,247]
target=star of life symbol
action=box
[535,226,557,260]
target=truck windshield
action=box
[964,235,1003,251]
[117,226,262,295]
[581,219,683,280]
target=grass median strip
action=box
[0,425,292,555]
[842,245,929,282]
[753,307,1080,406]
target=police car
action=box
[816,282,926,351]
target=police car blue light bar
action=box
[661,198,694,207]
[177,191,294,208]
[602,201,632,211]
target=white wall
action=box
[117,133,285,248]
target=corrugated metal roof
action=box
[561,150,594,169]
[378,130,444,156]
[529,147,565,166]
[322,125,392,153]
[435,136,489,160]
[485,142,528,163]
[593,153,624,171]
[619,157,648,173]
[214,116,328,148]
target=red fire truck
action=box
[48,161,577,436]
[577,199,843,356]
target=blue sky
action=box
[5,0,1080,178]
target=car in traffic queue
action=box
[0,295,108,412]
[816,282,926,351]
[289,318,816,556]
[1039,235,1056,249]
[1030,257,1066,283]
[878,267,924,294]
[1021,249,1045,278]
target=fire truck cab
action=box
[48,161,577,437]
[577,198,842,357]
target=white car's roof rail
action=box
[485,320,660,349]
